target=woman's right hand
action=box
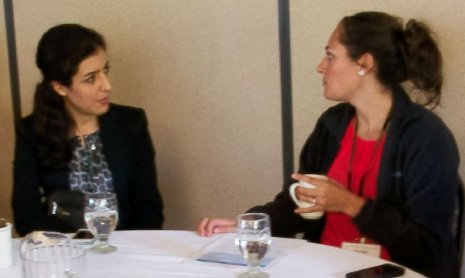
[292,173,365,217]
[197,217,236,237]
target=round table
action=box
[0,230,425,277]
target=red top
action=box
[320,118,390,260]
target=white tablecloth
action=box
[0,230,424,277]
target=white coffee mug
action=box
[0,222,13,269]
[289,174,328,219]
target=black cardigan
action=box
[13,104,164,236]
[249,88,460,277]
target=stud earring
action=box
[357,69,365,77]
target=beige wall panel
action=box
[291,0,465,180]
[0,2,15,228]
[13,0,282,230]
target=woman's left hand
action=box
[291,173,365,217]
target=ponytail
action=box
[402,20,443,108]
[33,81,73,168]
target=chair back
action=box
[456,179,465,278]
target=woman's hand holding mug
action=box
[291,173,366,217]
[289,174,328,219]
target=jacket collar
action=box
[98,104,125,160]
[389,85,418,130]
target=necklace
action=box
[347,114,391,196]
[72,132,99,193]
[73,116,99,148]
[77,134,96,150]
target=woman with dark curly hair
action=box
[13,24,164,236]
[198,12,460,277]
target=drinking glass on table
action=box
[84,192,118,254]
[235,213,272,278]
[20,231,86,278]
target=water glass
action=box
[20,231,86,278]
[84,192,118,254]
[235,213,272,278]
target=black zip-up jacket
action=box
[249,87,460,277]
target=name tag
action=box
[341,241,381,258]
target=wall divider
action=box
[3,0,21,124]
[277,0,294,183]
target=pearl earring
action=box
[357,69,365,77]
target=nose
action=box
[317,58,326,74]
[101,73,112,92]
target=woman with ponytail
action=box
[198,12,459,277]
[13,24,164,236]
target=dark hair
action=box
[33,24,106,168]
[339,11,443,108]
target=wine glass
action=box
[235,213,272,278]
[84,192,119,254]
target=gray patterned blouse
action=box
[69,131,113,193]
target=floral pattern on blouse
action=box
[69,131,113,193]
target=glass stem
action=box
[248,263,260,276]
[96,236,109,247]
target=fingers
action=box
[213,223,237,234]
[292,173,317,183]
[297,173,328,186]
[295,185,318,203]
[197,217,210,236]
[294,204,323,214]
[327,177,344,188]
[197,217,236,237]
[291,173,307,182]
[295,194,322,206]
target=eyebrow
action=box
[82,61,110,78]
